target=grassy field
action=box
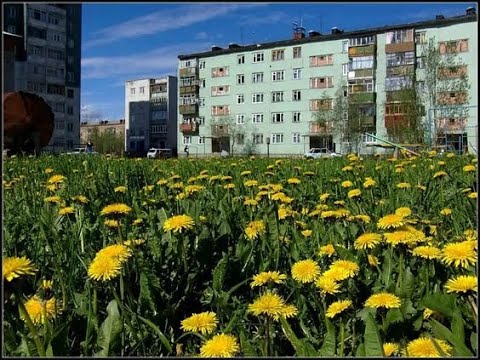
[3,152,478,357]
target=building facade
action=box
[80,119,125,144]
[3,3,82,152]
[124,76,178,154]
[177,8,477,156]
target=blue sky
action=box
[80,2,476,121]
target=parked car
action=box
[304,148,341,159]
[65,147,98,155]
[147,148,173,159]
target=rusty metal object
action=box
[3,91,54,154]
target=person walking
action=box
[184,145,190,158]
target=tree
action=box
[421,37,471,148]
[210,115,252,156]
[89,127,124,155]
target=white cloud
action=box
[80,104,106,122]
[195,31,208,40]
[83,3,268,48]
[81,41,210,79]
[239,11,290,26]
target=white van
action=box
[147,148,173,159]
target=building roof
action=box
[178,13,477,60]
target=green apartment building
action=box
[177,8,477,157]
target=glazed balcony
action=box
[211,124,229,137]
[179,122,200,135]
[385,41,415,53]
[348,44,376,57]
[347,68,375,79]
[179,104,198,115]
[179,67,198,77]
[179,84,199,95]
[349,92,376,103]
[309,121,333,134]
[436,118,466,132]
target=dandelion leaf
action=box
[95,300,122,357]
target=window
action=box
[49,32,62,42]
[293,46,302,58]
[199,98,205,107]
[293,68,301,80]
[292,133,301,144]
[28,45,44,56]
[272,49,285,61]
[236,114,245,124]
[253,134,264,144]
[416,56,425,69]
[47,84,65,95]
[349,36,376,46]
[211,105,230,116]
[151,125,167,133]
[130,88,135,95]
[362,133,377,143]
[271,133,284,143]
[67,56,74,64]
[198,136,205,144]
[199,60,205,69]
[55,103,65,113]
[237,74,245,84]
[386,51,414,67]
[416,81,425,92]
[415,31,427,44]
[48,14,63,26]
[272,91,284,103]
[201,79,206,88]
[252,72,264,83]
[342,40,348,53]
[67,105,74,115]
[8,7,16,17]
[212,67,229,77]
[310,99,333,111]
[385,76,412,91]
[140,87,145,94]
[28,26,47,39]
[67,89,74,98]
[310,54,334,66]
[272,70,285,81]
[29,9,47,22]
[68,39,74,48]
[67,123,74,132]
[237,55,245,64]
[272,113,284,123]
[385,29,414,44]
[252,93,264,103]
[185,60,191,68]
[439,39,469,54]
[237,94,245,104]
[28,64,45,75]
[55,122,65,130]
[236,134,245,145]
[7,25,16,34]
[67,72,75,82]
[212,85,230,96]
[293,112,301,123]
[183,136,192,145]
[293,90,301,101]
[342,63,348,76]
[349,56,374,70]
[252,113,264,123]
[253,52,264,63]
[310,77,334,89]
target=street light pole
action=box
[266,136,270,158]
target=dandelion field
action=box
[3,152,478,357]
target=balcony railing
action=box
[179,104,198,115]
[309,122,333,134]
[179,122,200,134]
[349,92,376,103]
[348,44,376,57]
[179,67,198,77]
[347,68,375,79]
[179,85,199,95]
[436,118,466,131]
[385,42,415,53]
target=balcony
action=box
[179,67,198,77]
[211,124,229,137]
[386,64,414,76]
[309,122,332,134]
[179,122,200,135]
[348,68,375,79]
[361,116,375,127]
[349,92,376,103]
[436,118,466,132]
[179,85,199,95]
[179,104,198,115]
[385,42,415,53]
[348,44,376,57]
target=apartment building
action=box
[80,119,125,145]
[177,8,477,156]
[124,76,178,154]
[3,3,82,152]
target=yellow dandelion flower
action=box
[44,168,54,174]
[287,177,301,184]
[318,244,336,257]
[365,292,401,309]
[163,215,195,233]
[250,271,287,288]
[348,189,362,198]
[354,214,371,223]
[244,198,259,206]
[463,165,476,172]
[301,229,313,237]
[445,275,477,293]
[97,244,132,263]
[315,276,340,295]
[44,196,62,204]
[433,171,448,178]
[87,256,122,281]
[441,241,477,268]
[395,207,412,217]
[22,296,59,324]
[3,256,37,282]
[396,182,411,189]
[354,233,382,250]
[73,195,88,204]
[104,219,119,228]
[367,254,380,267]
[47,175,66,184]
[363,177,376,188]
[319,193,330,202]
[224,183,235,189]
[440,208,452,216]
[468,192,477,199]
[406,337,452,357]
[341,181,353,188]
[199,333,239,358]
[291,259,321,283]
[114,186,127,193]
[240,170,251,176]
[244,180,258,187]
[326,300,352,318]
[132,218,144,226]
[124,239,145,246]
[181,312,218,335]
[383,342,399,357]
[377,214,405,229]
[157,179,168,186]
[244,220,266,240]
[58,206,75,216]
[342,165,353,172]
[423,308,436,319]
[411,246,441,260]
[100,203,132,216]
[248,291,297,320]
